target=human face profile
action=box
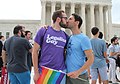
[67,15,75,29]
[59,12,68,28]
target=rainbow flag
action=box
[37,66,66,84]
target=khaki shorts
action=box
[66,72,89,84]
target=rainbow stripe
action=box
[37,66,66,84]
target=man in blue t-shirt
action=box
[32,10,68,84]
[90,27,108,84]
[108,37,120,83]
[66,13,94,84]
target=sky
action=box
[112,0,120,24]
[0,0,41,20]
[0,0,120,24]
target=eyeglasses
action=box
[61,17,68,20]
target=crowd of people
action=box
[0,10,120,84]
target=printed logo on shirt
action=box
[46,34,66,48]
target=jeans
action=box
[8,71,30,84]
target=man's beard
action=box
[59,21,68,28]
[21,33,25,38]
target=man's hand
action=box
[105,58,109,63]
[67,70,81,79]
[33,72,40,84]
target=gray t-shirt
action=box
[90,38,107,68]
[3,35,32,73]
[109,44,118,59]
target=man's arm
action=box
[67,49,94,78]
[78,49,94,74]
[109,46,120,57]
[104,52,109,63]
[109,51,119,57]
[32,42,40,83]
[32,42,40,73]
[29,48,32,53]
[104,51,107,58]
[2,50,7,67]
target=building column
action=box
[90,4,95,37]
[71,3,75,14]
[61,2,66,11]
[99,5,104,32]
[81,3,86,34]
[95,7,99,27]
[103,7,108,40]
[51,2,56,24]
[41,1,46,25]
[108,5,112,40]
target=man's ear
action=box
[56,17,61,22]
[76,21,79,26]
[18,30,21,34]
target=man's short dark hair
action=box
[52,10,65,23]
[25,31,31,36]
[0,35,4,39]
[13,25,22,34]
[111,37,118,43]
[98,32,103,39]
[72,13,83,28]
[91,27,99,35]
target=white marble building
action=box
[112,24,120,37]
[0,20,40,39]
[0,0,120,42]
[41,0,112,41]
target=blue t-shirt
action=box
[109,44,118,59]
[66,33,92,75]
[90,38,107,68]
[34,26,68,71]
